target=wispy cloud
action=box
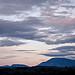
[41,52,75,57]
[15,50,36,52]
[62,5,75,9]
[49,46,75,52]
[0,39,25,47]
[1,55,18,59]
[40,46,75,58]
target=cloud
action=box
[0,17,75,45]
[38,17,75,45]
[45,35,75,45]
[55,11,71,16]
[0,18,44,37]
[0,18,48,42]
[49,46,75,52]
[15,50,36,52]
[69,56,75,59]
[56,11,69,14]
[41,45,75,58]
[0,39,25,47]
[0,0,46,15]
[62,5,75,9]
[39,0,72,18]
[43,17,75,27]
[1,55,17,59]
[15,50,36,53]
[41,52,75,57]
[0,0,71,16]
[0,0,75,45]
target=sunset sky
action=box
[0,0,75,67]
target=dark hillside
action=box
[0,66,75,75]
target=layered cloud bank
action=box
[0,0,75,44]
[0,0,75,66]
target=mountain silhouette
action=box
[0,65,10,68]
[37,58,75,67]
[11,64,29,67]
[0,64,29,68]
[0,58,75,68]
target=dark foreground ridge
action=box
[0,66,75,75]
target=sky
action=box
[0,0,75,67]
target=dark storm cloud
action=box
[0,39,25,47]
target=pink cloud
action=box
[1,55,18,59]
[44,17,75,26]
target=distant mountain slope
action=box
[11,64,29,68]
[37,58,75,67]
[0,65,10,68]
[0,64,29,68]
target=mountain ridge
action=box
[37,58,75,67]
[0,64,29,68]
[0,58,75,68]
